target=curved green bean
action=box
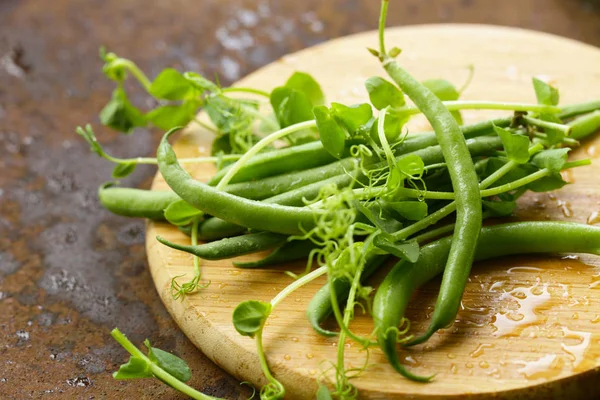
[233,239,318,268]
[156,231,287,261]
[157,130,322,235]
[98,184,180,220]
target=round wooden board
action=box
[147,25,600,399]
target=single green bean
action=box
[380,2,482,374]
[374,221,600,381]
[233,239,318,268]
[568,110,600,140]
[223,157,358,200]
[207,140,337,186]
[98,184,180,220]
[157,130,322,235]
[156,231,287,260]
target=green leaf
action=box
[183,72,219,93]
[527,174,568,192]
[396,153,425,178]
[149,68,193,100]
[316,385,333,400]
[423,79,463,124]
[354,201,400,234]
[284,72,325,106]
[99,88,146,134]
[112,162,137,179]
[494,125,530,164]
[313,106,346,159]
[531,148,570,172]
[374,236,420,263]
[101,52,127,82]
[232,300,271,338]
[365,76,405,110]
[532,77,559,106]
[422,79,460,101]
[164,199,203,226]
[387,201,428,221]
[331,102,373,135]
[145,340,192,383]
[482,199,516,217]
[370,108,409,143]
[270,87,314,128]
[146,102,199,131]
[113,356,152,380]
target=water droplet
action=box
[469,343,494,358]
[517,354,564,380]
[309,369,316,375]
[450,363,458,374]
[557,200,573,217]
[572,312,579,320]
[479,361,490,369]
[447,353,456,359]
[586,144,598,157]
[306,353,314,359]
[283,354,291,361]
[465,362,474,369]
[291,337,299,342]
[587,211,600,225]
[229,270,241,276]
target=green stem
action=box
[399,101,561,116]
[113,59,152,91]
[522,115,571,135]
[378,0,389,55]
[216,120,317,189]
[270,266,327,308]
[111,329,219,400]
[222,87,270,98]
[193,117,220,134]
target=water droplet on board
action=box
[561,327,594,371]
[479,361,490,369]
[469,343,494,358]
[557,200,573,218]
[306,353,314,359]
[284,354,291,361]
[492,283,551,337]
[586,144,598,158]
[450,364,458,374]
[447,353,456,359]
[590,274,600,289]
[517,354,564,380]
[587,211,600,225]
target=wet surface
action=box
[0,0,599,398]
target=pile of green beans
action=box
[87,4,600,390]
[82,0,600,397]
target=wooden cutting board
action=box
[147,25,600,399]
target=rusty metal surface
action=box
[0,0,598,398]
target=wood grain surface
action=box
[147,25,600,399]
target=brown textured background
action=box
[0,0,599,399]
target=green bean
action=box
[374,222,600,381]
[223,157,358,200]
[156,231,287,261]
[380,1,482,361]
[98,183,180,220]
[157,130,322,235]
[207,140,337,186]
[568,110,600,140]
[233,239,318,268]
